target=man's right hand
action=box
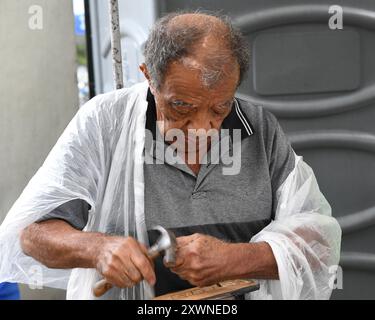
[20,220,156,289]
[95,236,156,288]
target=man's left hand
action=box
[167,233,234,287]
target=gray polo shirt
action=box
[39,89,295,296]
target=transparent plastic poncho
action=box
[249,154,342,300]
[0,81,341,299]
[0,81,152,299]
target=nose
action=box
[186,110,213,134]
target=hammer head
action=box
[148,225,177,267]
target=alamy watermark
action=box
[329,5,343,30]
[143,124,242,175]
[28,5,43,30]
[27,264,43,290]
[328,264,343,290]
[26,5,344,32]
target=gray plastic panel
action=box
[253,30,360,95]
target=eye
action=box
[169,100,194,114]
[170,100,192,108]
[212,100,233,115]
[213,108,226,115]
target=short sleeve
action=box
[37,199,90,230]
[263,111,295,217]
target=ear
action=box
[139,63,152,82]
[139,63,157,95]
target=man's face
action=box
[144,59,240,154]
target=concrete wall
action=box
[0,0,79,299]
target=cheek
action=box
[213,117,226,129]
[208,113,229,131]
[160,120,186,136]
[156,106,187,134]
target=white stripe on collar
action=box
[234,98,253,136]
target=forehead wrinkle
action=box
[161,13,241,88]
[179,53,239,89]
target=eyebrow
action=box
[169,99,194,106]
[215,99,234,107]
[169,98,234,107]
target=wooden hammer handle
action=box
[93,279,114,298]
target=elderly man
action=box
[0,12,341,300]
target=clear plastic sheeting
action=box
[249,154,342,300]
[0,79,341,300]
[0,81,153,300]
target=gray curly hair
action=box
[143,11,250,90]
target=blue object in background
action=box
[75,14,86,36]
[0,282,20,300]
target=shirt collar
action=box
[221,98,255,140]
[145,88,158,140]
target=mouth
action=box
[165,133,212,153]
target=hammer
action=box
[93,225,176,297]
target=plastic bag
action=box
[0,81,153,299]
[249,154,342,300]
[0,79,341,299]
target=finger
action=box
[164,255,184,269]
[170,266,183,274]
[170,262,192,274]
[176,235,197,247]
[97,260,130,288]
[171,270,204,287]
[138,243,155,268]
[131,250,156,286]
[171,270,200,286]
[173,254,184,268]
[111,247,145,285]
[104,269,134,288]
[170,269,189,280]
[173,244,192,268]
[123,263,143,284]
[120,274,135,288]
